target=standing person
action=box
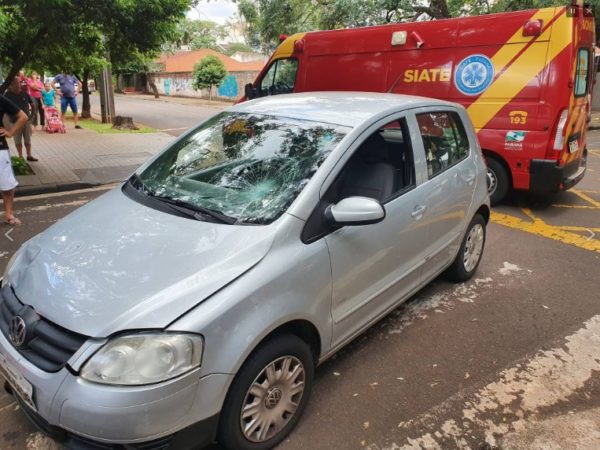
[41,82,56,108]
[53,71,82,129]
[0,95,28,225]
[17,70,28,93]
[4,77,37,161]
[27,71,45,129]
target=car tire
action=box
[486,157,509,205]
[446,214,486,282]
[218,334,315,450]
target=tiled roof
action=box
[159,49,265,73]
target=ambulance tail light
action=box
[553,109,569,152]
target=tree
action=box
[0,0,192,94]
[163,18,227,52]
[192,55,227,101]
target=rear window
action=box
[575,48,590,97]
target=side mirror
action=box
[325,196,385,226]
[245,83,257,100]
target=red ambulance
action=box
[244,2,595,204]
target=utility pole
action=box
[98,38,116,124]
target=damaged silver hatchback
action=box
[1,93,489,449]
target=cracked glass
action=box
[139,112,349,224]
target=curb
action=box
[15,181,100,197]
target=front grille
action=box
[0,283,88,372]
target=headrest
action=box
[357,132,389,162]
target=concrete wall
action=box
[153,71,259,100]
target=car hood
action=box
[7,189,277,337]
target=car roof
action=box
[230,92,459,127]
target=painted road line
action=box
[571,189,600,208]
[16,184,116,202]
[373,315,600,450]
[552,204,599,209]
[491,211,600,254]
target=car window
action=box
[330,118,415,204]
[301,118,415,244]
[575,48,590,97]
[416,111,469,179]
[139,112,349,224]
[260,59,298,96]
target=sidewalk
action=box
[9,126,174,196]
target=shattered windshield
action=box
[138,112,349,224]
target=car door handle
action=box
[411,205,427,218]
[465,174,476,185]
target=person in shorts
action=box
[53,71,82,129]
[4,77,37,161]
[0,95,28,225]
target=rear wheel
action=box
[218,334,314,450]
[447,214,486,282]
[486,157,509,205]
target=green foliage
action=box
[10,156,33,176]
[192,55,227,98]
[164,19,227,52]
[224,42,255,56]
[0,0,192,92]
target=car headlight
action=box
[80,333,203,385]
[1,252,18,287]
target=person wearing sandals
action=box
[4,76,38,162]
[0,95,28,226]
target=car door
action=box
[322,116,431,349]
[410,108,477,279]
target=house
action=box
[151,49,265,100]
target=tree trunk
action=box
[209,86,212,102]
[112,115,138,130]
[147,73,160,98]
[81,68,92,119]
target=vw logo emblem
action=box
[9,316,27,347]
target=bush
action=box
[11,156,34,175]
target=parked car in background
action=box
[245,4,595,205]
[1,93,489,450]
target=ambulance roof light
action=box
[523,19,543,37]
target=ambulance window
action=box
[260,58,298,96]
[416,111,469,179]
[575,49,590,97]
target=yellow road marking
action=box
[552,204,600,209]
[491,211,600,254]
[571,189,600,208]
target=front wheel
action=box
[446,214,486,282]
[218,334,315,450]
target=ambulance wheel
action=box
[486,157,509,205]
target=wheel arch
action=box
[482,149,513,188]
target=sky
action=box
[187,0,238,24]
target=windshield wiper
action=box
[150,194,237,225]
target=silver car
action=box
[0,93,489,449]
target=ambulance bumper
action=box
[529,153,586,194]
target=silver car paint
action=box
[8,189,278,336]
[0,93,489,444]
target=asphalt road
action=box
[89,93,222,136]
[0,134,599,449]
